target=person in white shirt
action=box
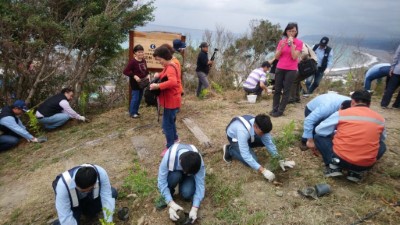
[243,61,271,96]
[36,88,86,130]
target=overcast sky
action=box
[145,0,400,39]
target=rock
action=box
[137,216,145,225]
[276,190,284,197]
[127,193,137,198]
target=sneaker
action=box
[222,144,232,163]
[269,110,276,116]
[160,148,168,157]
[347,170,362,182]
[367,90,374,95]
[131,114,140,118]
[324,164,343,177]
[381,106,388,109]
[303,94,310,97]
[174,138,180,143]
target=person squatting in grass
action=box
[35,87,87,130]
[52,164,117,225]
[314,90,386,182]
[300,92,351,152]
[222,114,295,182]
[0,100,40,150]
[271,22,303,117]
[242,61,271,96]
[149,46,182,157]
[158,143,205,223]
[123,44,150,118]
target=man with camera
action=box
[195,42,214,97]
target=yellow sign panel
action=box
[131,31,184,70]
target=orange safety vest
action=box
[333,106,385,167]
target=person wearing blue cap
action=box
[0,100,39,150]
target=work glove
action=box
[168,201,183,221]
[279,160,296,171]
[261,168,275,182]
[189,207,198,223]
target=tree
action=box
[0,0,155,105]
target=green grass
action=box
[206,173,242,205]
[122,163,157,198]
[215,205,245,224]
[363,183,397,201]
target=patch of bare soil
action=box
[0,91,399,225]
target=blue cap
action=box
[173,39,186,51]
[12,100,28,112]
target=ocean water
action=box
[126,24,382,71]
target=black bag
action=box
[298,44,317,76]
[138,78,150,89]
[298,58,317,76]
[144,86,158,106]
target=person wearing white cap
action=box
[0,100,39,150]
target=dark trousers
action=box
[306,67,325,94]
[381,74,400,107]
[226,136,264,167]
[0,134,20,151]
[167,171,195,201]
[272,69,297,114]
[75,187,117,225]
[290,72,313,101]
[314,134,386,171]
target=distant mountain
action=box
[301,35,400,52]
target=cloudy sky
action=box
[145,0,400,39]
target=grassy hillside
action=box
[0,90,399,225]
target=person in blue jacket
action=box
[301,93,351,151]
[158,143,205,223]
[52,164,117,225]
[223,114,295,182]
[363,63,391,91]
[0,100,39,150]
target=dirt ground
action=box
[0,90,399,225]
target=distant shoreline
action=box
[328,48,392,77]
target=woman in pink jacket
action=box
[270,22,303,117]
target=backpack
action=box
[144,84,158,107]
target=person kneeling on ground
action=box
[223,114,295,182]
[300,92,351,151]
[243,61,271,96]
[158,143,205,223]
[52,164,117,225]
[0,100,41,151]
[314,90,386,182]
[36,87,86,130]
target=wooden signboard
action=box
[127,30,186,106]
[129,31,185,71]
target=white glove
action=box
[79,116,86,122]
[261,168,275,182]
[189,207,198,223]
[168,201,183,221]
[279,160,296,171]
